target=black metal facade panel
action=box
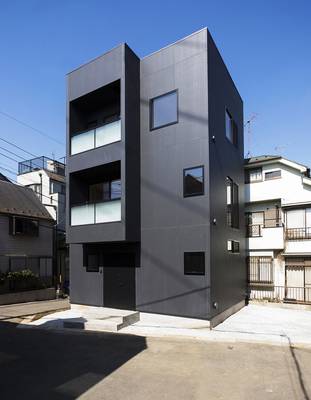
[66,29,245,319]
[137,29,211,318]
[69,243,103,306]
[67,45,124,102]
[207,32,246,318]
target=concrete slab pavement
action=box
[19,303,311,347]
[0,298,70,320]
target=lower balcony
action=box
[71,200,121,226]
[246,226,284,250]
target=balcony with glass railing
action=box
[71,119,121,155]
[70,199,121,226]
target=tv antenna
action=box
[245,113,258,158]
[274,145,286,155]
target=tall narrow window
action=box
[183,166,204,197]
[226,177,239,229]
[150,90,178,130]
[225,109,238,146]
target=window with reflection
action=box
[150,90,178,130]
[183,166,204,197]
[89,179,121,203]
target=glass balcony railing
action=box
[70,199,121,226]
[71,120,121,155]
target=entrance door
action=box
[103,253,136,310]
[286,266,305,301]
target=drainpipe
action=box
[39,172,42,203]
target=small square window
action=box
[150,90,178,130]
[184,166,204,197]
[227,240,240,253]
[184,252,205,275]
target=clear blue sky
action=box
[0,0,310,177]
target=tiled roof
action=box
[0,180,53,220]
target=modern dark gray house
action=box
[0,178,54,283]
[67,28,245,324]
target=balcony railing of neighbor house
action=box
[18,156,65,176]
[246,224,262,237]
[286,227,311,240]
[70,199,121,226]
[248,285,311,304]
[71,119,121,155]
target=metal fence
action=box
[246,224,262,237]
[248,285,311,304]
[286,227,311,240]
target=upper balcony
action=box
[69,80,121,158]
[18,156,65,176]
[71,119,121,156]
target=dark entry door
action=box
[103,253,136,310]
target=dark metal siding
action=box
[207,33,246,318]
[137,29,211,318]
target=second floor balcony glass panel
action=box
[71,203,95,226]
[71,119,121,156]
[70,200,121,226]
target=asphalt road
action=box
[0,320,311,400]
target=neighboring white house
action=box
[17,156,66,231]
[245,155,311,304]
[16,157,68,291]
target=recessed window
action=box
[89,179,121,203]
[227,240,240,253]
[226,177,239,228]
[86,254,99,272]
[50,180,65,195]
[265,170,281,180]
[150,90,178,130]
[184,166,204,197]
[10,216,39,237]
[225,109,238,146]
[245,168,262,183]
[184,252,205,275]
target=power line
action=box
[0,151,20,163]
[0,142,65,175]
[0,109,65,146]
[0,136,37,158]
[0,145,26,160]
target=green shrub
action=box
[0,269,45,292]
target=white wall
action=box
[17,170,65,230]
[285,241,311,254]
[247,226,284,250]
[245,162,311,205]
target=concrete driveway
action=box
[212,303,311,346]
[23,302,311,347]
[122,304,311,346]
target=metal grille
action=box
[248,256,273,284]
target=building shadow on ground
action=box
[0,319,147,399]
